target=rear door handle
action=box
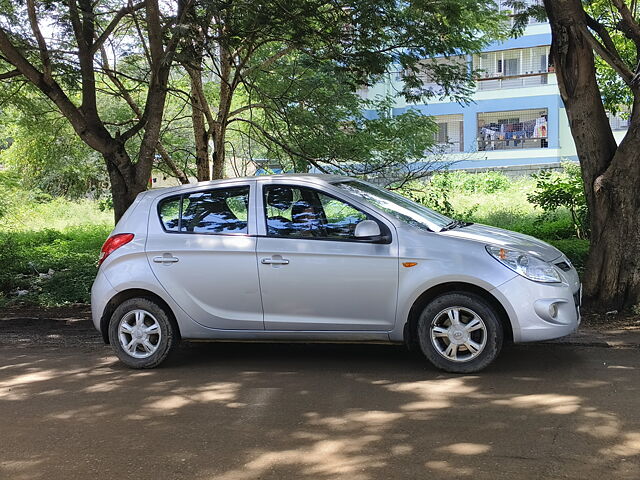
[153,254,179,264]
[261,257,289,265]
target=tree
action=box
[235,55,444,185]
[175,0,503,181]
[0,0,187,221]
[0,0,502,221]
[532,0,640,311]
[0,99,107,199]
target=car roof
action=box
[144,173,354,198]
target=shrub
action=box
[527,163,589,238]
[396,170,511,218]
[399,176,456,217]
[0,224,111,306]
[547,238,590,273]
[429,170,511,194]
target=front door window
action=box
[263,185,372,240]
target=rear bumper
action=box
[90,271,118,334]
[493,275,581,343]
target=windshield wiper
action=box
[440,220,472,231]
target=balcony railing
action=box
[478,136,548,151]
[432,141,463,154]
[476,72,549,91]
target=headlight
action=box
[486,246,562,283]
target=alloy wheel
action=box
[430,306,488,363]
[118,309,162,359]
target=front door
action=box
[256,183,399,331]
[147,183,263,330]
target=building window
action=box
[477,109,548,151]
[474,46,550,91]
[607,113,630,131]
[504,57,519,76]
[356,85,369,98]
[431,114,464,153]
[410,56,468,96]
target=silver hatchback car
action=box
[91,174,581,373]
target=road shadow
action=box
[1,339,638,480]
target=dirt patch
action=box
[0,304,91,320]
[0,304,100,346]
[581,311,640,332]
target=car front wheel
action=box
[108,298,178,369]
[417,292,503,373]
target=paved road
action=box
[1,318,639,480]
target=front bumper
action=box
[493,274,581,343]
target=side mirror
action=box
[354,220,387,242]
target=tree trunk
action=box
[209,37,237,181]
[212,124,226,179]
[188,66,210,181]
[104,149,148,223]
[156,143,190,184]
[545,0,640,311]
[582,129,640,310]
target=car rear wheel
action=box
[108,298,178,369]
[417,292,503,373]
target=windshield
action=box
[335,180,454,232]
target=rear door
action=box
[146,182,263,330]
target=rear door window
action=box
[158,185,250,235]
[158,196,181,232]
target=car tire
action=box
[417,292,503,373]
[108,297,178,369]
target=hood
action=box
[439,223,563,262]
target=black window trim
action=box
[157,185,251,236]
[261,184,392,244]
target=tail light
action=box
[98,233,134,266]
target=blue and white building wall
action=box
[361,16,629,172]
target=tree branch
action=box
[228,117,330,173]
[580,18,635,85]
[185,65,216,132]
[26,0,52,79]
[90,1,146,55]
[227,103,268,119]
[585,14,628,67]
[156,142,190,184]
[0,69,20,80]
[611,0,640,48]
[243,45,295,78]
[122,0,191,145]
[99,44,142,117]
[0,26,117,153]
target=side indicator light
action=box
[402,262,418,268]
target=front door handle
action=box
[153,254,179,264]
[261,256,289,265]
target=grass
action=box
[0,170,590,307]
[452,176,589,271]
[0,192,113,307]
[0,196,112,231]
[452,180,578,240]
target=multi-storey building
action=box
[360,3,628,173]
